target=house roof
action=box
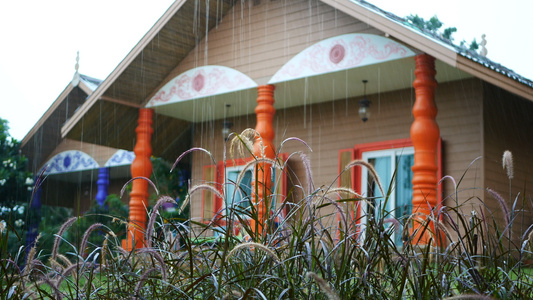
[21,74,102,172]
[60,0,234,161]
[322,0,533,99]
[59,0,533,161]
[355,0,533,89]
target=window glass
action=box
[225,168,252,214]
[362,148,414,245]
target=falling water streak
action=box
[215,0,220,29]
[240,1,245,67]
[247,0,252,75]
[142,50,146,98]
[378,67,381,115]
[308,93,313,147]
[318,121,321,173]
[304,77,308,129]
[332,79,335,128]
[345,69,348,117]
[319,6,324,41]
[283,0,287,60]
[307,0,312,45]
[193,0,199,68]
[204,0,209,66]
[410,70,414,116]
[334,3,337,28]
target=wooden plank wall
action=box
[483,83,533,241]
[189,78,484,228]
[160,0,382,88]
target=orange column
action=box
[251,85,276,235]
[123,108,154,250]
[410,54,440,245]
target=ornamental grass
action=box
[1,131,533,299]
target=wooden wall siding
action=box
[483,83,533,240]
[67,100,193,162]
[153,0,383,96]
[189,78,484,226]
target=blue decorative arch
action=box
[41,150,99,175]
[104,150,135,167]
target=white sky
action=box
[1,0,531,141]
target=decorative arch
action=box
[104,150,135,167]
[146,65,258,107]
[269,33,415,84]
[41,150,99,175]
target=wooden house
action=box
[26,0,533,248]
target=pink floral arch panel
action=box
[269,33,415,84]
[146,65,258,107]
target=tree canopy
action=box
[406,14,479,51]
[0,118,32,206]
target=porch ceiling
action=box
[65,99,192,163]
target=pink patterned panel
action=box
[147,66,257,107]
[269,33,414,84]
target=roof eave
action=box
[21,83,75,148]
[456,55,533,102]
[60,0,189,139]
[320,0,458,67]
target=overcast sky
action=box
[1,0,531,141]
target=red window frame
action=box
[202,154,288,226]
[338,138,443,224]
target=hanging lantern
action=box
[359,80,371,122]
[222,104,233,141]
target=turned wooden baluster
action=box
[410,54,440,245]
[251,85,276,235]
[123,108,153,250]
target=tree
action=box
[406,14,456,40]
[406,14,477,50]
[0,118,33,258]
[0,118,32,205]
[461,38,480,51]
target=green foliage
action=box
[35,205,74,256]
[442,27,457,40]
[150,157,189,221]
[406,14,483,52]
[0,118,33,258]
[407,14,452,38]
[407,14,469,47]
[461,38,480,51]
[0,118,32,206]
[57,195,129,257]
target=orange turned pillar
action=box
[251,85,276,235]
[123,108,154,250]
[410,54,440,245]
